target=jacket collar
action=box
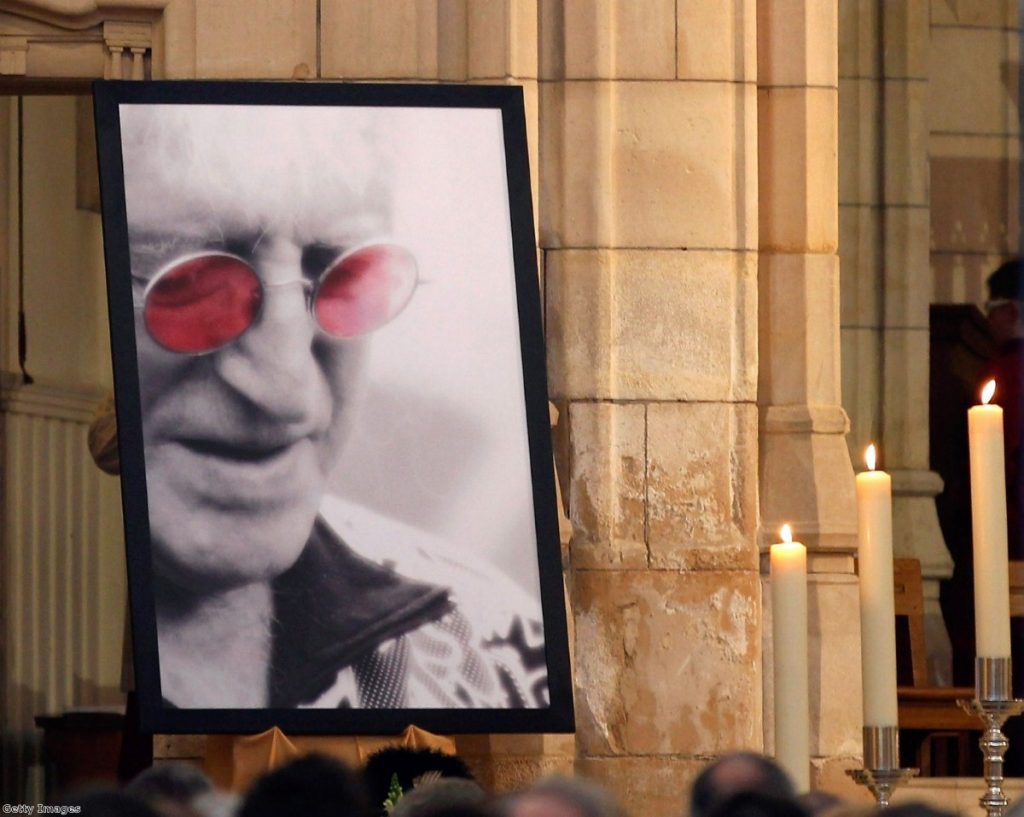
[268,516,451,707]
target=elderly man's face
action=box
[122,106,392,591]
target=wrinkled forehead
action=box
[120,104,393,246]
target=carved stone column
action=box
[757,0,863,793]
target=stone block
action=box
[811,755,871,803]
[930,0,1018,29]
[646,403,758,571]
[928,27,1019,136]
[573,570,761,756]
[882,80,928,206]
[455,732,575,791]
[838,204,882,326]
[578,756,710,817]
[538,0,676,80]
[761,575,862,761]
[880,0,929,79]
[193,0,317,79]
[757,0,837,88]
[879,327,932,469]
[545,249,757,401]
[839,78,880,206]
[759,253,841,406]
[882,207,932,329]
[567,402,647,569]
[838,0,879,80]
[539,81,757,250]
[840,327,882,461]
[759,418,858,553]
[321,0,439,79]
[677,0,756,82]
[930,134,1020,257]
[438,0,538,80]
[758,87,838,253]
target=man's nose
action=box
[212,271,330,426]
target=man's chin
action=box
[150,499,320,592]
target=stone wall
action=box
[0,2,865,813]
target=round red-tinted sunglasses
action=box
[138,243,417,354]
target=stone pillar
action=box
[757,0,863,792]
[543,2,761,813]
[839,0,953,684]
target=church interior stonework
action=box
[0,1,1021,815]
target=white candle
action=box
[771,524,810,791]
[855,444,899,728]
[969,379,1012,658]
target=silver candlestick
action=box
[958,657,1024,817]
[846,725,918,807]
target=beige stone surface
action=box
[578,756,710,817]
[930,134,1019,257]
[759,422,858,553]
[930,0,1019,29]
[573,569,761,756]
[545,250,757,400]
[883,81,929,207]
[539,81,757,250]
[882,207,931,329]
[811,755,871,802]
[928,26,1020,136]
[838,205,882,326]
[839,327,881,459]
[761,575,862,761]
[567,401,647,570]
[191,0,316,79]
[758,87,838,253]
[456,733,575,791]
[677,0,756,82]
[757,0,837,88]
[539,0,675,80]
[436,0,538,80]
[880,0,928,80]
[321,0,439,79]
[646,403,758,571]
[759,253,841,406]
[839,79,880,206]
[880,328,933,468]
[838,0,879,80]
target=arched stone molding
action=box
[0,1,167,80]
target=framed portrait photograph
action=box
[93,80,574,735]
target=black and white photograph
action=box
[94,81,573,735]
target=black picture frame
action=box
[93,80,574,735]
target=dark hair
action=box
[987,258,1024,301]
[362,747,474,814]
[707,791,808,817]
[499,776,624,817]
[690,753,796,817]
[240,753,370,817]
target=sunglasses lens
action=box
[314,244,417,338]
[144,255,262,353]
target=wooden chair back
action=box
[893,557,929,688]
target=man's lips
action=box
[176,436,306,463]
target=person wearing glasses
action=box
[118,104,546,710]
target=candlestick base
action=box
[956,658,1024,817]
[846,768,919,808]
[845,726,918,807]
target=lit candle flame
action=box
[865,443,877,472]
[780,524,793,544]
[982,379,997,405]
